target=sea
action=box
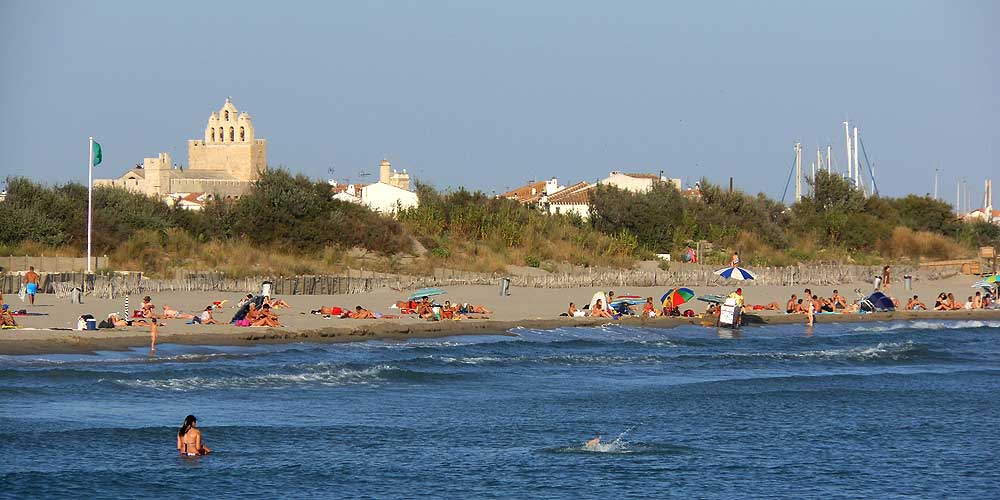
[2,320,998,499]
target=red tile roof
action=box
[500,181,548,203]
[547,182,592,205]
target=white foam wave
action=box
[720,341,920,362]
[111,365,393,391]
[851,320,1000,333]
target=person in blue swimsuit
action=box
[23,266,40,306]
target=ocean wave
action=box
[713,341,932,363]
[108,364,450,392]
[850,320,1000,333]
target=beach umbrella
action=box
[661,287,695,307]
[697,294,726,304]
[714,266,756,280]
[408,288,447,300]
[610,294,644,306]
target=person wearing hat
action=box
[1,304,17,327]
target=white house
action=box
[361,182,419,215]
[330,181,364,204]
[598,171,682,193]
[545,181,593,219]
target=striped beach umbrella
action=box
[714,266,756,281]
[661,287,695,307]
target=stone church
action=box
[95,98,266,198]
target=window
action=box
[211,129,215,142]
[229,127,235,141]
[224,110,229,120]
[219,127,224,141]
[240,127,245,141]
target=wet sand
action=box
[2,278,997,355]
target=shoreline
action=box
[2,309,998,356]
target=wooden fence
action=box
[1,264,933,299]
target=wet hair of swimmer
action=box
[178,415,197,437]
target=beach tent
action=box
[589,291,608,311]
[861,291,895,312]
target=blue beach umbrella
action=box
[408,288,447,300]
[714,266,756,281]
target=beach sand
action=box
[2,275,997,355]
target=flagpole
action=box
[87,136,93,274]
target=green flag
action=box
[92,141,102,166]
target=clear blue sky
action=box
[1,0,997,204]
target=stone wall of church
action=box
[187,140,266,181]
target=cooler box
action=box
[719,298,737,326]
[85,319,97,331]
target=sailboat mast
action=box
[844,121,852,181]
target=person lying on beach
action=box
[237,293,254,309]
[199,307,219,325]
[750,301,781,311]
[264,296,291,309]
[100,313,129,328]
[177,415,211,457]
[590,299,613,318]
[252,304,280,327]
[906,295,927,311]
[162,305,195,320]
[460,303,492,314]
[311,306,345,317]
[349,306,377,319]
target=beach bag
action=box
[236,319,251,327]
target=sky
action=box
[1,0,997,205]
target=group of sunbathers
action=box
[932,291,994,310]
[311,296,491,321]
[785,289,854,314]
[397,297,492,320]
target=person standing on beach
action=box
[881,266,891,292]
[730,252,740,267]
[806,297,815,326]
[23,266,40,305]
[149,322,158,353]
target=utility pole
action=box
[826,144,832,174]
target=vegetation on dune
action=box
[2,169,998,276]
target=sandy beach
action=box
[3,275,998,355]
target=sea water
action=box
[1,320,998,499]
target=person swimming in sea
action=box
[177,414,211,456]
[585,436,602,450]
